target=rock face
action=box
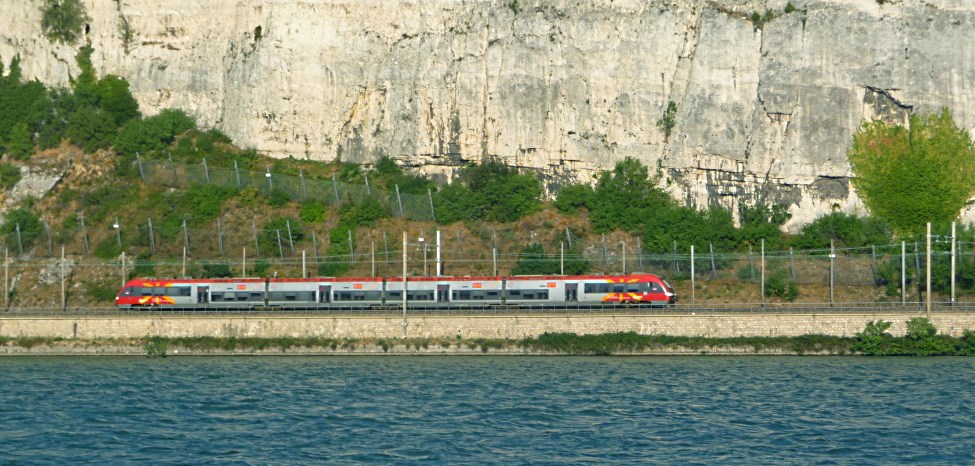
[1,0,973,230]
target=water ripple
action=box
[1,356,974,464]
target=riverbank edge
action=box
[0,336,854,357]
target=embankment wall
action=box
[3,312,975,340]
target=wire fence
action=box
[3,156,975,309]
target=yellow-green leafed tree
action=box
[848,109,975,236]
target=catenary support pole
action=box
[901,241,906,306]
[436,230,441,276]
[61,246,65,310]
[951,221,957,306]
[760,239,765,308]
[402,232,408,339]
[561,241,565,275]
[926,222,931,319]
[691,244,695,304]
[829,240,835,307]
[243,247,247,278]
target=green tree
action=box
[66,106,116,153]
[95,75,140,126]
[554,183,595,214]
[1,206,43,250]
[40,0,89,45]
[511,243,558,275]
[794,212,891,249]
[848,109,975,235]
[6,123,34,160]
[590,157,673,233]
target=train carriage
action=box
[117,273,675,311]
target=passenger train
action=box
[115,273,677,310]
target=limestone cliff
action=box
[1,0,973,230]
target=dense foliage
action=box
[848,109,975,235]
[509,243,590,275]
[40,0,88,45]
[434,158,542,223]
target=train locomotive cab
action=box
[577,274,676,306]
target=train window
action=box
[508,290,521,297]
[168,287,191,297]
[487,291,500,298]
[627,284,641,293]
[387,291,401,300]
[539,291,548,300]
[650,283,661,292]
[153,287,167,295]
[336,292,352,301]
[612,284,625,293]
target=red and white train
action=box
[115,273,677,310]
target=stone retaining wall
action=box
[3,312,975,340]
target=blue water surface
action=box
[0,356,973,464]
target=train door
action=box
[565,283,578,302]
[437,285,450,303]
[319,286,331,303]
[197,286,209,304]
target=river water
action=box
[0,356,972,464]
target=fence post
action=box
[136,152,145,181]
[348,230,355,265]
[622,241,626,275]
[303,250,307,278]
[748,245,754,280]
[234,160,242,189]
[299,169,307,201]
[114,216,122,251]
[332,174,340,204]
[217,219,225,256]
[15,223,23,256]
[266,166,273,192]
[276,230,284,259]
[371,241,376,277]
[428,189,436,222]
[638,236,643,271]
[243,247,247,278]
[121,251,126,288]
[456,230,462,263]
[395,184,404,216]
[710,243,716,278]
[312,232,319,265]
[384,231,390,264]
[870,245,877,284]
[790,247,796,283]
[601,233,607,267]
[286,220,295,255]
[364,173,371,196]
[566,227,573,249]
[148,218,155,253]
[169,152,178,186]
[182,246,187,278]
[182,220,190,254]
[202,158,210,183]
[673,241,680,275]
[493,247,497,276]
[4,248,7,309]
[560,241,564,275]
[252,219,260,255]
[45,222,53,256]
[79,212,89,255]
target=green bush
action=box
[201,261,233,278]
[268,188,291,207]
[66,106,116,153]
[299,200,328,223]
[1,206,43,250]
[95,75,140,126]
[553,183,594,214]
[906,317,937,341]
[93,237,121,259]
[262,217,304,250]
[0,163,21,190]
[656,101,678,138]
[85,281,119,303]
[794,212,891,249]
[131,254,155,278]
[114,108,196,157]
[764,270,798,301]
[434,158,541,224]
[40,0,89,45]
[511,244,558,275]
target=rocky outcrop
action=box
[1,0,973,230]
